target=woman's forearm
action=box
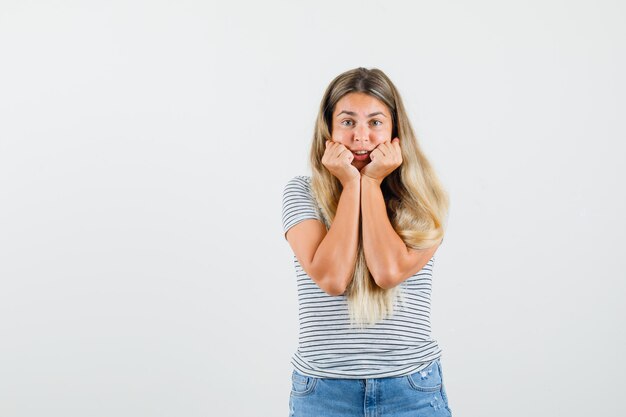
[360,176,409,288]
[310,180,360,295]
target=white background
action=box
[1,1,625,416]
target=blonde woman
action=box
[282,67,452,417]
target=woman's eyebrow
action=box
[336,110,387,118]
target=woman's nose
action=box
[354,125,369,142]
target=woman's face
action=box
[330,92,393,171]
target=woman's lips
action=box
[352,151,370,161]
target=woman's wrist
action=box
[361,174,383,187]
[339,176,361,188]
[340,177,361,190]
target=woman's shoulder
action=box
[284,175,312,189]
[282,176,315,202]
[291,175,312,182]
[282,175,323,231]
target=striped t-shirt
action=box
[281,175,443,379]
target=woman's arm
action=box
[360,175,439,289]
[286,179,360,296]
[286,141,361,296]
[359,137,440,289]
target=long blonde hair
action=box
[308,67,449,329]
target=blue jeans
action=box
[288,359,452,417]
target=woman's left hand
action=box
[360,137,402,184]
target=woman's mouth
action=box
[352,151,370,161]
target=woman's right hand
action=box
[321,140,361,187]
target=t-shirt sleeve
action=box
[282,176,323,241]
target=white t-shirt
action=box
[282,175,443,379]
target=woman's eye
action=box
[371,120,382,126]
[341,120,354,126]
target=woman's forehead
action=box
[334,92,390,117]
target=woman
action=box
[281,67,452,416]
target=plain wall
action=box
[1,1,624,416]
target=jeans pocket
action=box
[290,369,318,397]
[406,359,442,392]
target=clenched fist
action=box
[322,140,361,187]
[360,138,402,185]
